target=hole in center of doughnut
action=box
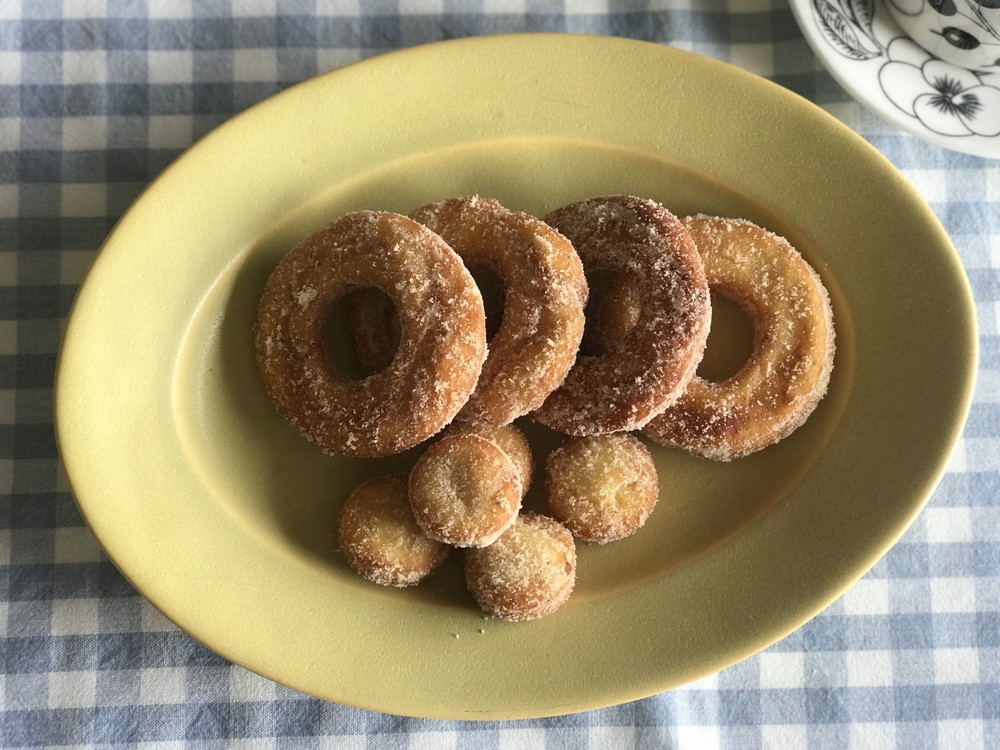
[580,269,640,356]
[324,286,401,380]
[697,289,755,383]
[466,262,505,342]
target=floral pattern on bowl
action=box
[791,0,1000,157]
[884,0,1000,70]
[879,36,1000,135]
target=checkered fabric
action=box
[1,0,997,747]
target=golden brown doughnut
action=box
[545,434,659,544]
[408,434,522,548]
[532,196,711,436]
[338,477,448,587]
[439,422,534,498]
[255,210,487,457]
[465,512,576,622]
[410,196,588,426]
[642,215,836,460]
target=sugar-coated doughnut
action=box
[411,196,588,426]
[643,215,835,460]
[338,477,449,587]
[533,196,711,436]
[545,434,659,544]
[255,210,487,457]
[465,512,576,622]
[440,422,534,498]
[408,434,522,548]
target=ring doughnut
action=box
[410,196,588,426]
[642,215,835,460]
[532,196,711,436]
[408,434,522,548]
[545,434,659,544]
[465,512,576,621]
[255,210,487,457]
[338,476,449,587]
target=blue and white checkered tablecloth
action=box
[1,1,997,747]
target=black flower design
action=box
[879,38,1000,135]
[811,0,1000,138]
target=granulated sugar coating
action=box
[545,434,659,544]
[410,196,588,426]
[465,512,576,622]
[254,210,487,457]
[408,434,522,548]
[338,477,449,588]
[439,422,534,498]
[533,196,711,436]
[643,215,836,460]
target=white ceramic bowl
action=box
[884,0,1000,69]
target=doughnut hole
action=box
[338,286,400,377]
[696,289,756,383]
[342,267,501,376]
[408,434,522,548]
[338,476,449,587]
[545,434,659,544]
[580,269,641,356]
[466,262,505,342]
[465,512,576,622]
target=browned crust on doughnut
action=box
[408,434,522,548]
[642,215,836,460]
[464,512,576,622]
[545,434,658,544]
[255,210,487,457]
[411,196,588,426]
[338,477,449,588]
[532,196,711,436]
[440,422,534,498]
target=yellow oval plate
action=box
[56,34,976,719]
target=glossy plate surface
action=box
[56,34,977,719]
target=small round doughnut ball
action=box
[338,477,448,587]
[440,422,534,498]
[465,512,576,622]
[408,434,522,548]
[545,434,659,544]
